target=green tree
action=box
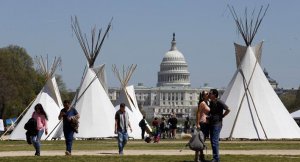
[55,75,75,101]
[0,45,44,119]
[280,91,296,112]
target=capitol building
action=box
[109,33,206,121]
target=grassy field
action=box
[0,155,300,162]
[1,139,300,151]
[1,140,300,162]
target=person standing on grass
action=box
[139,116,147,139]
[152,117,160,143]
[31,103,48,156]
[184,116,191,134]
[168,114,178,139]
[159,117,167,139]
[58,100,80,156]
[195,90,210,162]
[208,89,230,162]
[115,103,132,155]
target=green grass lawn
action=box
[1,140,300,162]
[0,155,300,162]
[1,139,300,151]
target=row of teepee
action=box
[6,5,300,140]
[6,16,145,140]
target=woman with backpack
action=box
[31,103,48,156]
[195,91,210,162]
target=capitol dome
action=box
[157,33,190,87]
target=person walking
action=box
[115,103,132,155]
[58,100,80,156]
[195,90,210,162]
[139,116,147,139]
[152,117,160,143]
[168,114,178,139]
[208,89,230,162]
[184,117,191,134]
[159,117,167,139]
[31,103,48,156]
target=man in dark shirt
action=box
[209,89,230,162]
[58,100,79,156]
[168,114,178,139]
[139,116,147,139]
[115,103,132,155]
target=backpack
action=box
[24,117,38,135]
[145,136,151,143]
[139,119,146,128]
[186,130,206,151]
[24,117,38,144]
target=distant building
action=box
[109,33,208,121]
[263,68,283,95]
[264,68,278,89]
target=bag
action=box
[187,130,206,151]
[24,118,38,135]
[139,119,146,128]
[25,131,32,144]
[145,136,151,143]
[24,117,38,144]
[70,117,79,133]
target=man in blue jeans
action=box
[58,100,80,156]
[209,89,230,162]
[115,103,132,155]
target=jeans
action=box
[31,129,44,155]
[117,130,128,154]
[210,124,222,162]
[64,129,75,153]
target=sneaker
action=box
[65,151,71,156]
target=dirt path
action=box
[1,149,300,157]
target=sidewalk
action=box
[0,149,300,157]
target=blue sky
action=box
[1,0,300,90]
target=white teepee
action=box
[221,6,300,139]
[9,56,63,140]
[112,64,148,139]
[52,16,115,139]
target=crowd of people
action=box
[139,89,230,162]
[25,88,230,162]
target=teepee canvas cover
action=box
[52,16,115,139]
[9,56,63,140]
[112,65,148,139]
[221,6,300,139]
[75,67,115,138]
